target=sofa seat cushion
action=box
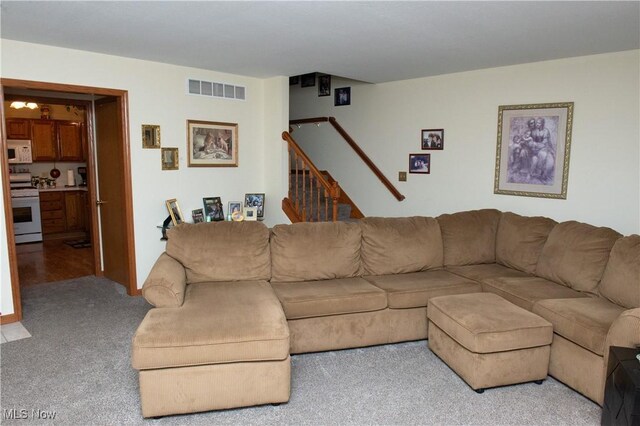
[271,277,387,320]
[536,221,621,295]
[598,235,640,309]
[167,221,271,284]
[270,221,362,282]
[482,276,588,311]
[437,209,501,266]
[428,293,553,353]
[533,298,625,356]
[446,263,531,283]
[363,270,480,309]
[360,216,443,275]
[132,281,289,370]
[496,212,557,274]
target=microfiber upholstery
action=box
[482,276,588,311]
[598,235,640,309]
[166,221,271,283]
[360,216,443,275]
[496,212,557,274]
[533,297,625,356]
[535,221,621,295]
[446,263,531,282]
[142,253,187,308]
[270,221,362,282]
[437,209,501,266]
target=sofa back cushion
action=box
[360,216,443,275]
[535,221,621,295]
[495,212,557,274]
[167,221,271,283]
[437,209,501,266]
[598,235,640,309]
[270,221,362,282]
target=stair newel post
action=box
[331,181,340,222]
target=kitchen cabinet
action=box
[40,190,89,235]
[6,118,31,139]
[31,120,57,161]
[57,121,84,161]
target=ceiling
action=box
[1,1,638,84]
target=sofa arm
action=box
[604,307,640,377]
[142,253,187,308]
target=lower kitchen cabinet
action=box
[40,190,89,236]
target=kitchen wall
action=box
[4,103,86,122]
[0,39,290,318]
[290,50,640,235]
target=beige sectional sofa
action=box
[132,209,640,417]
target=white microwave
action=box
[7,140,33,164]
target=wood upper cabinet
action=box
[6,118,31,139]
[57,121,84,161]
[31,120,58,161]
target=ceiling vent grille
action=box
[187,78,246,101]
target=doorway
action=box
[1,79,138,324]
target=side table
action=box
[602,346,640,426]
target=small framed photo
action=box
[161,147,179,170]
[421,129,444,150]
[301,73,316,88]
[318,75,331,97]
[289,76,300,86]
[409,153,431,174]
[244,206,258,221]
[187,120,238,167]
[228,201,243,217]
[495,102,574,199]
[142,124,160,149]
[203,197,224,222]
[192,208,205,223]
[335,87,351,106]
[244,193,265,220]
[165,199,184,226]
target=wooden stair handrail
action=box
[282,131,338,197]
[287,116,405,201]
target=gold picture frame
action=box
[142,124,161,149]
[494,102,573,199]
[161,148,179,170]
[187,120,238,167]
[165,198,184,226]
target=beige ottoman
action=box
[427,292,553,392]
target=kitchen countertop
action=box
[39,186,88,193]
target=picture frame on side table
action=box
[228,201,243,218]
[165,199,184,226]
[494,102,574,199]
[409,153,431,174]
[187,120,238,167]
[421,129,444,150]
[142,124,161,149]
[244,206,258,221]
[161,147,179,170]
[192,208,205,223]
[203,197,225,222]
[244,193,265,220]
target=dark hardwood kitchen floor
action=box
[16,239,94,287]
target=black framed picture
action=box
[301,73,316,88]
[203,196,224,222]
[289,76,300,86]
[421,129,444,150]
[335,87,351,106]
[409,153,431,174]
[318,75,331,97]
[191,208,204,223]
[244,193,265,220]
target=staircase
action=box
[281,131,364,223]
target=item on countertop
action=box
[66,169,76,187]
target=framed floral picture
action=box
[494,102,574,199]
[187,120,238,167]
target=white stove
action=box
[9,173,42,243]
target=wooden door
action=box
[6,118,30,139]
[94,100,130,288]
[31,120,57,161]
[57,121,84,161]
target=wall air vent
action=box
[187,79,246,101]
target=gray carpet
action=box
[1,277,601,425]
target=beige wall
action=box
[0,39,290,316]
[290,50,640,235]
